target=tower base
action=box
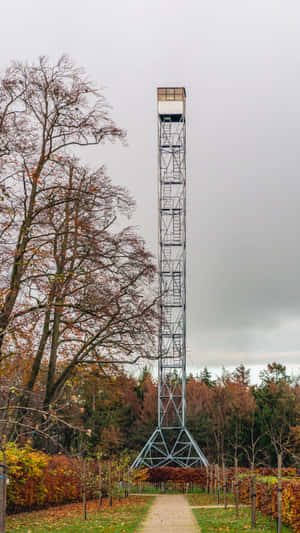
[131,426,208,469]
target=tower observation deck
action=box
[132,88,208,468]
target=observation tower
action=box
[132,88,208,468]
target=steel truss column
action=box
[132,88,208,469]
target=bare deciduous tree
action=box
[0,55,125,357]
[0,56,159,420]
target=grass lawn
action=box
[191,506,293,532]
[6,496,153,533]
[187,490,235,506]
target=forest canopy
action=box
[52,362,300,468]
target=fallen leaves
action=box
[6,496,151,533]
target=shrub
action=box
[1,444,94,513]
[239,474,300,532]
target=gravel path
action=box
[140,494,200,532]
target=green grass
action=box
[191,506,293,532]
[187,490,235,506]
[6,497,154,533]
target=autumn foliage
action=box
[4,443,300,533]
[146,467,208,484]
[0,55,159,439]
[238,475,300,532]
[3,444,90,513]
[138,466,292,485]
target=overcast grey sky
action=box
[1,0,300,381]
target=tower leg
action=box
[132,426,208,469]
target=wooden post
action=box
[109,462,112,506]
[206,466,209,493]
[0,463,6,533]
[217,464,220,504]
[214,464,217,496]
[222,459,227,509]
[98,460,102,512]
[277,452,282,533]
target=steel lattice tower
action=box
[132,88,208,468]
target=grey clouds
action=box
[1,0,300,378]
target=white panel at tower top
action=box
[158,100,185,115]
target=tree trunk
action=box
[217,464,220,504]
[277,452,282,533]
[24,299,53,395]
[0,176,40,359]
[44,301,63,407]
[82,457,87,520]
[251,462,256,529]
[126,467,130,497]
[118,468,121,501]
[214,464,217,496]
[234,455,239,518]
[0,462,6,533]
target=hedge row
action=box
[3,444,93,513]
[239,476,300,533]
[4,444,300,530]
[141,468,300,531]
[139,466,296,485]
[145,467,207,483]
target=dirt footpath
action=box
[140,494,199,532]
